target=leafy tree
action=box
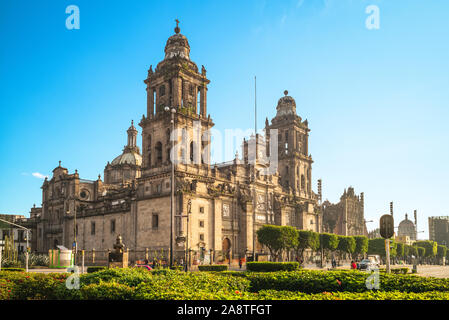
[337,236,356,258]
[437,245,447,260]
[256,225,298,261]
[417,247,425,258]
[415,241,437,258]
[282,226,300,261]
[295,230,320,262]
[367,238,397,258]
[396,243,405,259]
[353,236,369,260]
[319,233,339,261]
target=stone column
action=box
[200,86,207,117]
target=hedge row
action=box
[246,262,299,272]
[0,268,26,272]
[2,268,449,300]
[243,270,449,293]
[86,267,108,273]
[198,265,228,272]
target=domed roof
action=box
[399,215,415,228]
[276,90,297,117]
[111,151,142,166]
[164,21,190,60]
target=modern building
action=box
[429,216,449,246]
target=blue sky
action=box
[1,0,448,239]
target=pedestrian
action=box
[332,258,336,269]
[239,258,242,269]
[351,260,357,269]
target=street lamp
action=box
[165,106,176,268]
[176,199,192,271]
[66,198,77,265]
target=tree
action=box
[415,241,437,259]
[256,225,298,261]
[437,245,447,264]
[417,247,425,258]
[396,243,405,259]
[367,238,397,259]
[319,233,339,263]
[282,226,299,261]
[337,236,356,259]
[353,236,369,260]
[295,230,320,263]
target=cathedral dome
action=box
[164,21,190,60]
[111,151,142,166]
[398,218,415,228]
[276,90,297,117]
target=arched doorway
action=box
[222,238,231,261]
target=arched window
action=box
[155,142,163,166]
[301,174,305,189]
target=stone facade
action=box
[398,211,417,241]
[321,187,368,236]
[30,24,323,263]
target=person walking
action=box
[239,258,243,269]
[351,260,357,270]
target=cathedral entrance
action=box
[222,238,231,261]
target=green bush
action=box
[80,282,136,300]
[245,270,449,293]
[246,262,299,272]
[198,265,228,272]
[391,268,409,274]
[0,268,25,272]
[86,266,108,273]
[254,290,449,300]
[3,267,449,300]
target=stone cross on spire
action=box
[174,19,180,34]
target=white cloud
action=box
[32,172,48,179]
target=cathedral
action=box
[28,23,365,264]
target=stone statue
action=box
[113,234,125,253]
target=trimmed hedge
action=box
[2,268,449,300]
[246,262,299,272]
[86,266,107,273]
[244,270,449,293]
[198,265,228,272]
[0,268,26,272]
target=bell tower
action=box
[139,21,213,173]
[267,90,313,199]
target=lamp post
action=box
[165,106,176,268]
[176,199,191,272]
[67,199,77,265]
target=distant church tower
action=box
[139,20,213,174]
